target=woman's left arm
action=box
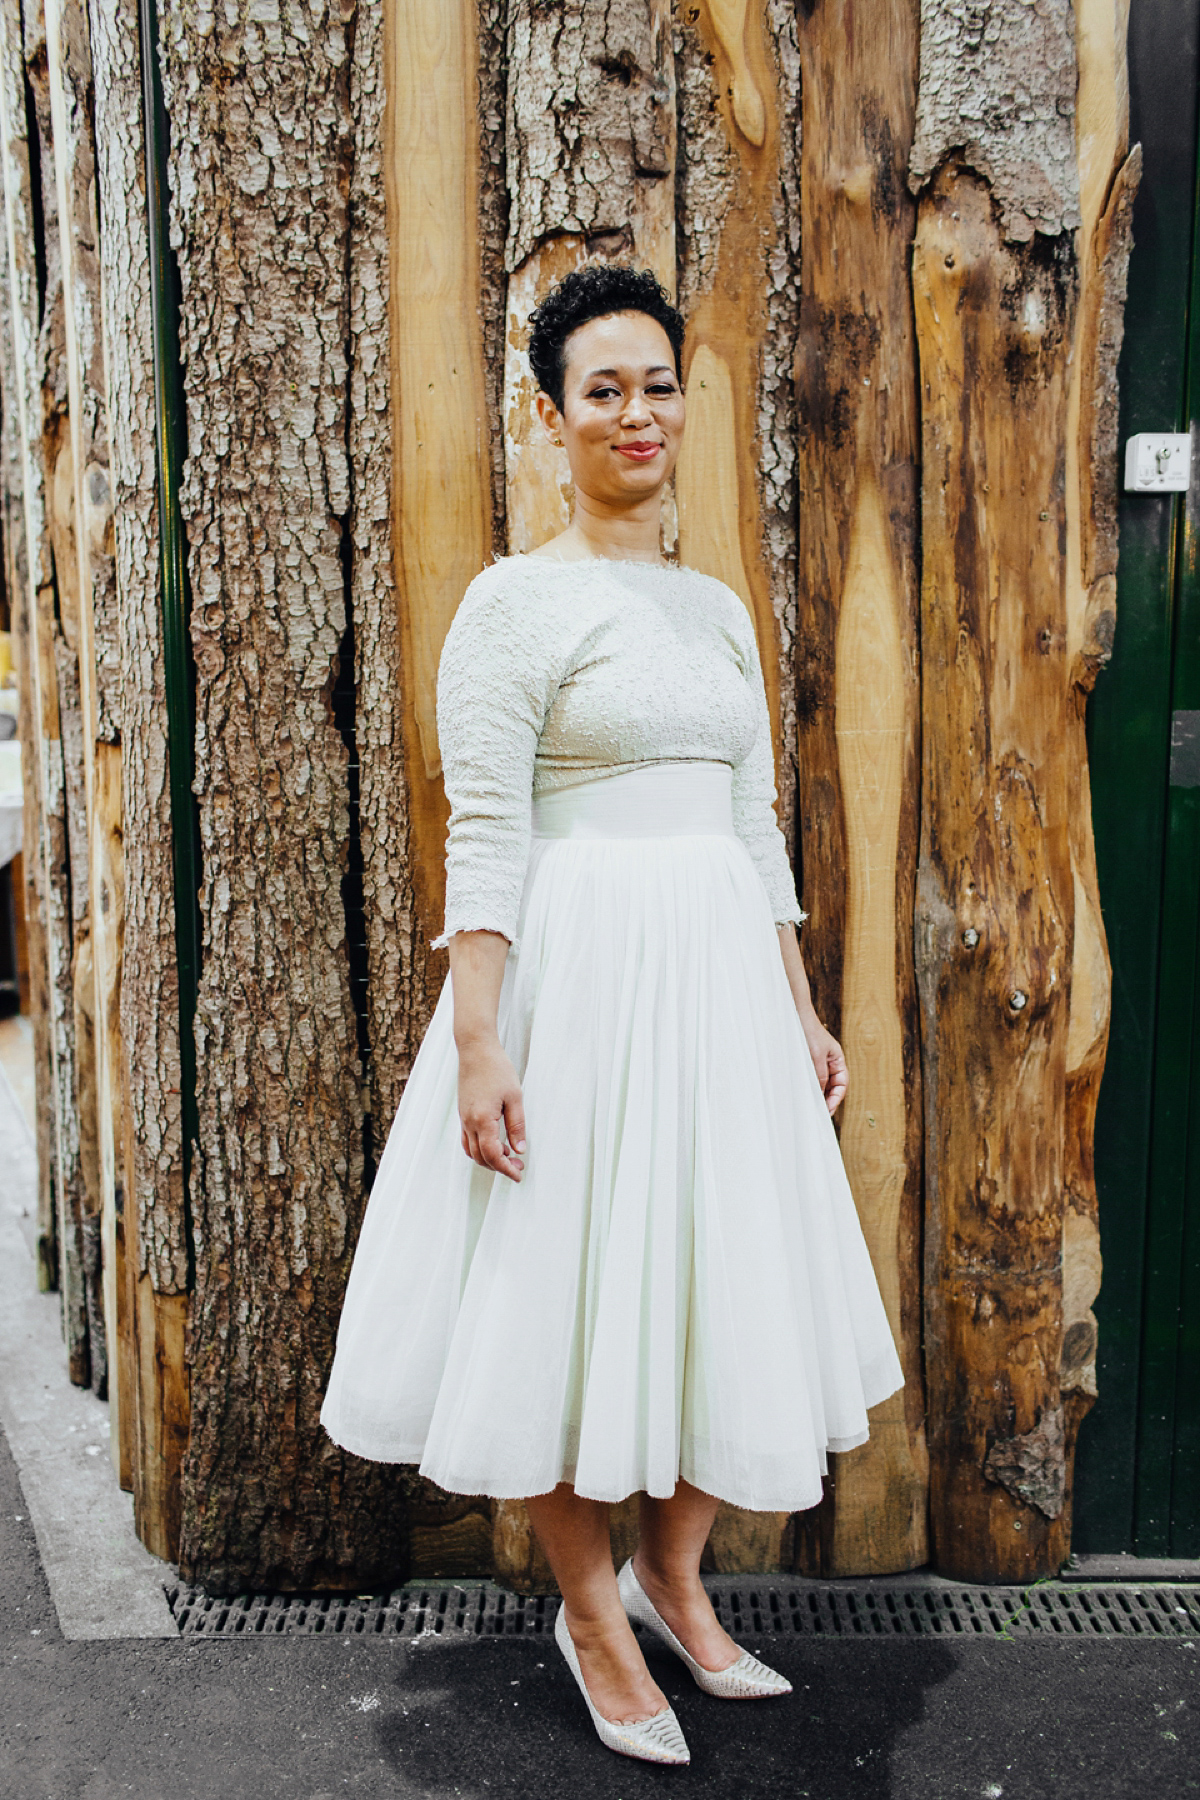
[727,609,848,1113]
[776,923,848,1115]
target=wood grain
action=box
[913,160,1077,1580]
[790,0,925,1575]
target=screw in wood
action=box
[962,927,979,948]
[1009,990,1028,1011]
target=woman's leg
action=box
[526,1484,668,1725]
[635,1480,742,1671]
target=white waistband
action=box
[531,762,735,840]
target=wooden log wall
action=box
[0,0,1137,1590]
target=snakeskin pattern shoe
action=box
[618,1557,793,1700]
[553,1603,691,1763]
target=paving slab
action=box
[0,1057,176,1641]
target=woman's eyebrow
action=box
[582,364,675,380]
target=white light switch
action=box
[1124,432,1192,492]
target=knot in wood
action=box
[962,926,979,948]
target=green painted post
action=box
[139,0,199,1232]
[1074,0,1200,1551]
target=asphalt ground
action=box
[2,1426,1198,1800]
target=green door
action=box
[1074,0,1200,1556]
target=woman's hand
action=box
[457,1035,526,1181]
[448,929,527,1181]
[776,922,849,1115]
[800,1016,849,1115]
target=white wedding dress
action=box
[320,554,903,1512]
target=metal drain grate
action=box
[165,1579,1200,1642]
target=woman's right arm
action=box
[435,567,561,1184]
[449,928,526,1182]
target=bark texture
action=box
[0,0,94,1385]
[0,167,56,1291]
[501,0,675,558]
[88,0,185,1296]
[46,0,123,1421]
[162,0,405,1590]
[505,0,674,273]
[909,0,1082,240]
[88,0,188,1524]
[790,0,927,1576]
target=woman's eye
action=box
[589,386,620,400]
[647,384,677,396]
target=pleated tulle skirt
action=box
[320,761,903,1512]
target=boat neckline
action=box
[508,550,693,574]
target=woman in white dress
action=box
[321,264,903,1765]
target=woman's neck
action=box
[561,491,665,565]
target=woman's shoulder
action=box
[448,554,567,634]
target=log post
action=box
[87,0,189,1526]
[910,0,1082,1579]
[0,0,91,1384]
[45,0,124,1431]
[160,0,407,1591]
[790,0,928,1577]
[0,170,55,1292]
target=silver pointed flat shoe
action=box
[553,1602,691,1764]
[618,1557,793,1700]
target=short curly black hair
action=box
[527,263,685,410]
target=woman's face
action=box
[537,310,686,506]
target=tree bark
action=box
[45,0,123,1421]
[502,0,675,559]
[88,0,188,1519]
[0,162,55,1291]
[0,0,92,1385]
[789,0,928,1577]
[161,0,406,1591]
[910,0,1081,1577]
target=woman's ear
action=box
[535,390,564,447]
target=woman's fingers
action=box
[462,1109,525,1181]
[824,1042,849,1114]
[503,1092,527,1158]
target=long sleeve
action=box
[730,618,807,928]
[433,566,565,949]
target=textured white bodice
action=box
[433,554,804,948]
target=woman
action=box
[321,264,903,1766]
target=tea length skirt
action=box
[320,761,903,1513]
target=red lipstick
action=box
[614,441,661,461]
